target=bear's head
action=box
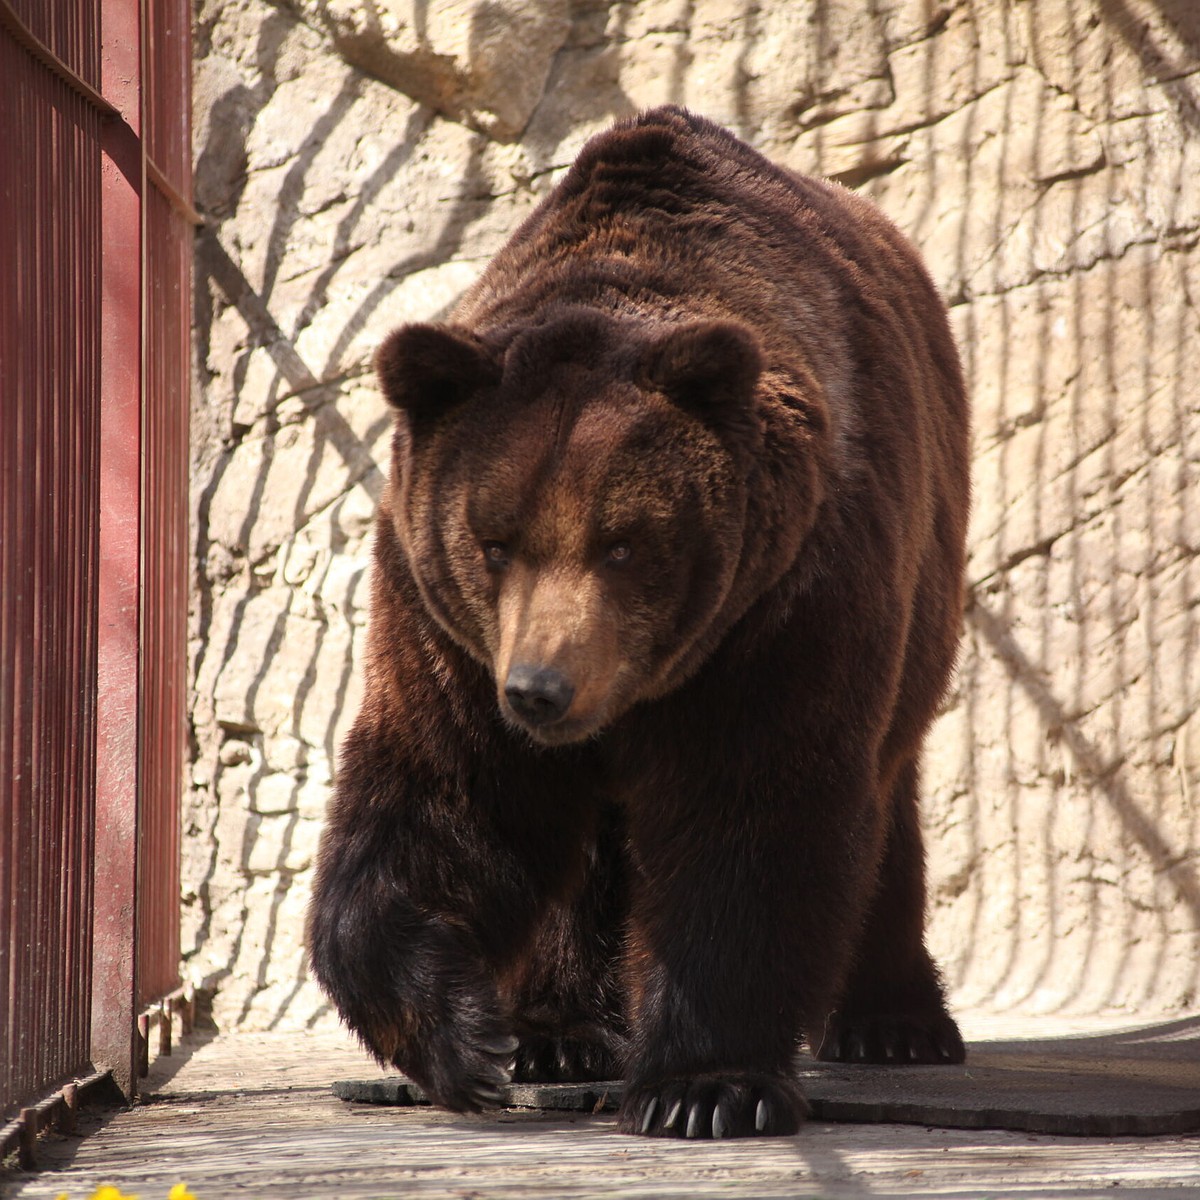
[376,310,770,746]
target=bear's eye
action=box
[482,541,510,571]
[606,542,632,566]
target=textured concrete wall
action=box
[189,0,1200,1030]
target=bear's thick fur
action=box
[308,105,970,1139]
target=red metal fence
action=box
[1,0,192,1124]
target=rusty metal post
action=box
[179,987,195,1036]
[158,1000,172,1057]
[57,1083,79,1134]
[18,1108,37,1168]
[91,0,143,1103]
[136,1013,150,1079]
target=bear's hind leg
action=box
[813,757,965,1065]
[507,803,629,1083]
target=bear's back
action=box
[456,107,966,522]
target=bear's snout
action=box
[504,663,576,727]
[493,564,624,741]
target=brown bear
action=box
[308,104,969,1140]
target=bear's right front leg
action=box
[307,720,591,1111]
[616,796,816,1139]
[615,733,885,1139]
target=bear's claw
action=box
[619,1072,808,1139]
[481,1034,520,1057]
[393,1006,518,1113]
[512,1034,621,1083]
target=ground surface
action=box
[4,1017,1199,1200]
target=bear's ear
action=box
[375,323,500,422]
[637,321,763,434]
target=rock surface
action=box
[190,0,1200,1031]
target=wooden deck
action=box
[4,1017,1199,1199]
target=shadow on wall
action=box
[187,0,1200,1031]
[186,0,690,1032]
[920,0,1200,1015]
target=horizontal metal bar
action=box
[0,0,118,118]
[146,152,205,228]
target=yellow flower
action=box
[51,1184,193,1200]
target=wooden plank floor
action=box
[5,1018,1200,1199]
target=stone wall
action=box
[189,0,1200,1030]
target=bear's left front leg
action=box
[308,785,521,1111]
[309,722,597,1112]
[617,751,883,1139]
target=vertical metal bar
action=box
[0,33,12,1110]
[81,32,102,1082]
[47,62,66,1099]
[61,80,81,1090]
[91,0,143,1102]
[28,26,47,1100]
[3,22,26,1115]
[138,0,158,1010]
[134,0,188,1012]
[1,23,13,1081]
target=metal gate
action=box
[1,0,193,1130]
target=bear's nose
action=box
[504,664,575,726]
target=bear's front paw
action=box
[512,1035,621,1083]
[618,1072,809,1139]
[814,1010,965,1065]
[402,1017,518,1112]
